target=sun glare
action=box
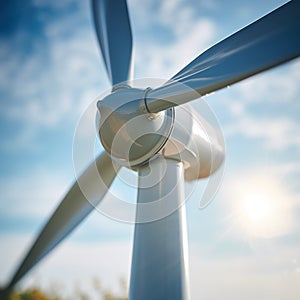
[242,193,272,222]
[238,191,278,237]
[229,174,294,239]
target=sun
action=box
[229,174,294,239]
[242,192,273,223]
[237,191,279,237]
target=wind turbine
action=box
[1,0,300,299]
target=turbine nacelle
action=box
[97,87,225,180]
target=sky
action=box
[0,0,300,299]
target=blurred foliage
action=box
[9,288,56,300]
[8,278,128,300]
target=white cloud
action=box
[0,233,132,299]
[0,167,70,218]
[134,18,216,81]
[224,113,300,150]
[2,232,300,300]
[234,59,300,104]
[0,32,102,126]
[0,233,33,286]
[189,242,300,300]
[30,239,132,297]
[160,0,194,37]
[270,161,300,176]
[128,0,217,80]
[213,60,300,152]
[0,4,106,150]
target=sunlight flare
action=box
[228,173,294,239]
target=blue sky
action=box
[1,0,300,299]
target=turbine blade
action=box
[146,1,300,113]
[92,0,133,86]
[6,152,119,289]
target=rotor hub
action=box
[97,87,174,168]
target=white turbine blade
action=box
[92,0,133,86]
[6,152,120,289]
[146,1,300,113]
